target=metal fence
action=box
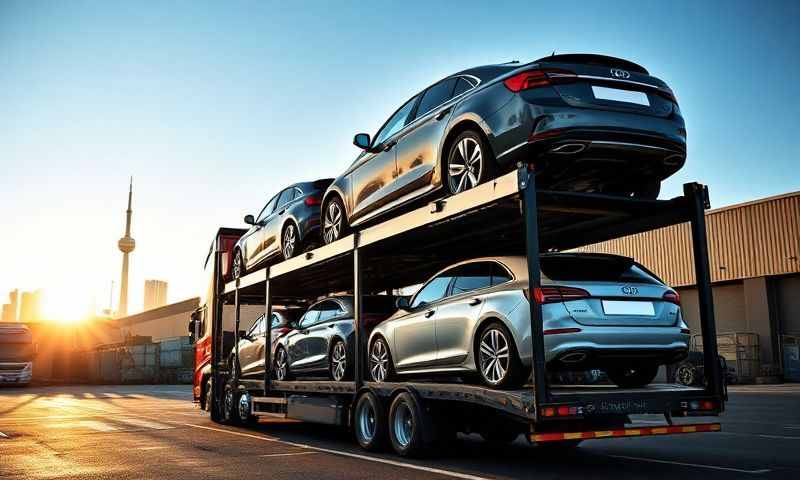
[693,332,760,382]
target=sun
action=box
[40,289,92,324]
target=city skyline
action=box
[1,1,798,319]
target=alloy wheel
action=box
[479,328,510,385]
[237,392,250,421]
[677,365,696,386]
[275,348,288,381]
[370,340,389,382]
[448,137,483,194]
[232,251,243,279]
[331,341,347,381]
[282,224,296,259]
[323,200,343,244]
[356,399,377,443]
[393,403,414,448]
[223,387,235,420]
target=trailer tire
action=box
[223,384,243,425]
[204,378,213,413]
[354,391,388,451]
[388,392,434,457]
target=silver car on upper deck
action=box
[367,253,690,389]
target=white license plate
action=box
[592,86,650,106]
[602,300,655,316]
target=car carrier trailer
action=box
[199,165,725,456]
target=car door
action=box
[350,95,418,222]
[394,77,461,198]
[245,194,278,269]
[390,270,455,370]
[433,262,495,366]
[286,304,322,372]
[238,315,264,377]
[303,300,349,372]
[262,188,296,259]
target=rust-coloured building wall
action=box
[575,192,800,287]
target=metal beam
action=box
[684,183,722,399]
[210,250,224,422]
[353,233,364,390]
[520,166,549,413]
[264,267,272,395]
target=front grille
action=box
[0,363,27,373]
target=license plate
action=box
[592,86,650,106]
[602,300,655,316]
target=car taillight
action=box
[525,286,590,304]
[503,69,577,92]
[663,291,681,306]
[305,195,322,206]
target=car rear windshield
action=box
[540,255,662,285]
[363,296,397,314]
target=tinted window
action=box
[256,195,278,223]
[374,96,418,146]
[247,315,263,337]
[491,263,513,285]
[277,188,295,207]
[416,78,458,118]
[540,255,662,285]
[299,309,320,328]
[450,263,493,296]
[317,301,345,322]
[411,272,456,308]
[270,313,283,329]
[453,77,474,97]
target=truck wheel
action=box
[223,385,243,425]
[354,391,388,451]
[388,392,434,457]
[237,391,258,426]
[607,365,659,388]
[204,378,213,413]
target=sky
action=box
[1,0,798,318]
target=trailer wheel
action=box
[204,378,213,413]
[223,385,243,425]
[354,391,388,451]
[388,392,433,457]
[237,391,258,426]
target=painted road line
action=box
[77,421,119,432]
[115,417,174,430]
[758,434,800,440]
[137,446,169,450]
[259,451,319,457]
[609,455,771,474]
[0,431,8,438]
[717,432,800,440]
[185,423,492,480]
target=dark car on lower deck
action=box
[321,54,685,244]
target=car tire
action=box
[446,129,495,195]
[674,362,697,386]
[329,339,351,381]
[388,392,434,457]
[354,391,388,451]
[273,346,292,381]
[232,249,245,279]
[204,378,213,413]
[223,384,243,425]
[368,337,395,383]
[281,222,301,260]
[475,321,526,389]
[322,195,348,245]
[607,364,659,388]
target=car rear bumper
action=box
[486,96,686,191]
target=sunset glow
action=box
[40,288,92,324]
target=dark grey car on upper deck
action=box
[321,54,686,244]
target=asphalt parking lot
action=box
[1,384,799,479]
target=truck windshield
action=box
[0,343,34,362]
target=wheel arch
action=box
[471,314,520,369]
[439,117,496,180]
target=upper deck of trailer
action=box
[223,168,706,301]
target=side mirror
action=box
[244,214,255,225]
[353,133,371,150]
[188,319,196,336]
[395,296,410,311]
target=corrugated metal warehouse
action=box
[576,191,800,381]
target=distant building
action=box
[144,280,168,311]
[1,289,18,322]
[19,290,42,323]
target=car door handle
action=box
[328,324,335,328]
[278,209,286,215]
[424,310,435,318]
[469,298,482,306]
[383,139,397,151]
[435,107,452,121]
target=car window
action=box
[452,77,474,97]
[256,195,279,223]
[415,78,458,119]
[277,188,295,208]
[270,313,282,329]
[450,263,494,296]
[540,255,662,285]
[411,271,456,308]
[491,263,513,285]
[299,308,321,328]
[247,315,263,337]
[317,300,345,322]
[373,95,419,146]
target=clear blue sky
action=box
[1,0,798,315]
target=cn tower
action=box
[117,178,135,317]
